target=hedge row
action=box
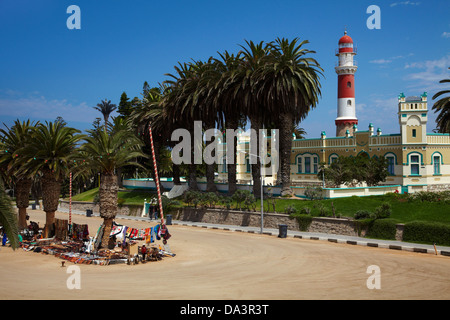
[403,221,450,246]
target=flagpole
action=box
[148,124,164,225]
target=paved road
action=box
[58,207,450,257]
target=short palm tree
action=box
[16,121,84,237]
[0,177,19,249]
[78,126,146,248]
[432,68,450,133]
[94,99,117,130]
[0,120,37,229]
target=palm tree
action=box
[130,84,171,192]
[94,99,117,130]
[78,126,146,248]
[256,37,323,196]
[212,50,251,195]
[163,62,203,191]
[17,121,84,237]
[0,177,19,250]
[236,41,270,197]
[432,68,450,133]
[0,120,37,229]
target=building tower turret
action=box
[335,31,358,137]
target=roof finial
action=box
[344,25,347,35]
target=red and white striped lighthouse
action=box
[335,31,358,137]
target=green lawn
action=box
[70,188,450,225]
[71,188,155,205]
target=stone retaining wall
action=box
[179,207,404,240]
[59,200,143,217]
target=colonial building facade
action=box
[217,33,450,194]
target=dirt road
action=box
[1,210,449,300]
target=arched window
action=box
[347,81,352,88]
[347,100,352,106]
[432,153,442,175]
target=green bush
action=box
[354,210,371,220]
[365,219,398,240]
[291,214,313,231]
[374,203,391,219]
[299,207,311,215]
[284,205,297,215]
[403,221,450,246]
[304,186,323,200]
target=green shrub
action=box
[365,219,398,240]
[299,207,311,215]
[403,221,450,246]
[304,186,323,200]
[354,210,371,220]
[291,214,313,231]
[374,203,391,219]
[284,205,297,215]
[220,196,232,210]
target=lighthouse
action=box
[335,31,358,137]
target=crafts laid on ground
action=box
[18,218,175,266]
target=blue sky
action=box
[0,0,449,137]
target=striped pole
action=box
[148,125,164,224]
[69,171,72,237]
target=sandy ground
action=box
[1,209,450,300]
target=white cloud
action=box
[0,91,97,124]
[402,55,450,94]
[369,59,392,64]
[442,32,450,38]
[390,1,420,7]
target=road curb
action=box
[172,221,450,258]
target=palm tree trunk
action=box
[250,115,262,198]
[41,169,61,237]
[279,112,294,196]
[173,164,181,185]
[204,119,217,193]
[188,164,199,190]
[226,117,238,195]
[99,173,118,248]
[15,178,32,230]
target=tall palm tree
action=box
[236,40,271,197]
[432,68,450,133]
[212,50,250,195]
[130,84,171,192]
[0,120,37,229]
[0,177,19,250]
[256,37,323,196]
[17,121,84,237]
[78,126,145,248]
[163,62,203,191]
[94,99,117,130]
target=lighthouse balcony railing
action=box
[335,47,357,55]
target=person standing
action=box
[141,245,147,262]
